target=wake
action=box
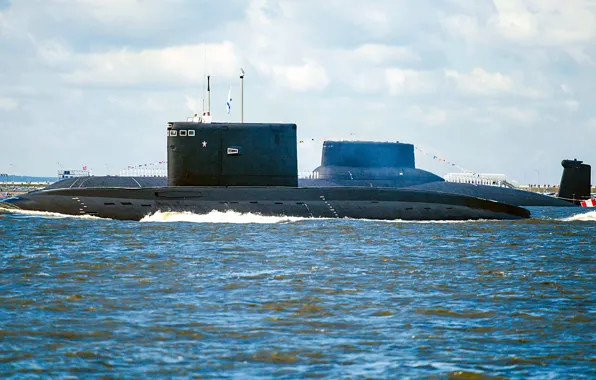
[140,210,482,224]
[561,210,596,222]
[0,208,103,220]
[140,210,311,224]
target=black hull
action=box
[40,175,573,207]
[299,179,574,207]
[1,186,530,221]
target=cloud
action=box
[487,106,540,123]
[491,0,596,47]
[0,0,594,183]
[47,42,241,87]
[441,14,482,42]
[445,68,513,95]
[385,69,438,95]
[405,106,449,126]
[563,100,580,111]
[351,44,420,64]
[0,97,18,110]
[270,60,330,92]
[448,68,549,98]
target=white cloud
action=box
[441,14,481,42]
[0,97,18,110]
[445,68,513,95]
[491,0,596,46]
[487,106,539,123]
[271,60,330,92]
[406,106,449,126]
[586,118,596,131]
[444,68,546,98]
[351,44,420,64]
[491,0,538,41]
[563,100,580,111]
[56,42,240,86]
[564,46,595,66]
[385,69,437,95]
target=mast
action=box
[202,75,211,123]
[240,68,245,123]
[207,75,211,115]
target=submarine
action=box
[0,121,530,221]
[23,141,589,209]
[298,141,587,207]
[28,143,588,210]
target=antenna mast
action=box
[202,46,207,115]
[240,68,245,123]
[202,75,212,123]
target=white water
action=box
[140,210,486,224]
[6,207,593,224]
[562,210,596,222]
[140,210,312,224]
[1,208,482,224]
[0,208,104,220]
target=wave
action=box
[562,210,596,222]
[0,208,527,224]
[139,210,490,224]
[140,210,312,224]
[0,208,104,220]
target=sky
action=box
[0,0,595,184]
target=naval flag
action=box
[226,87,232,115]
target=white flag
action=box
[226,87,232,114]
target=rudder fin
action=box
[557,159,591,204]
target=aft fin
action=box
[557,159,591,204]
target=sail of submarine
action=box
[0,74,530,221]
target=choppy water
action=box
[0,207,594,379]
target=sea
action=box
[0,207,594,379]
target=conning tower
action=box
[312,141,442,186]
[167,122,298,186]
[321,140,415,168]
[557,159,591,204]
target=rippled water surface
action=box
[0,207,594,379]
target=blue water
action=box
[0,207,594,379]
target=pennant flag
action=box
[226,86,232,114]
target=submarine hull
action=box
[37,175,573,208]
[1,186,530,221]
[403,181,574,207]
